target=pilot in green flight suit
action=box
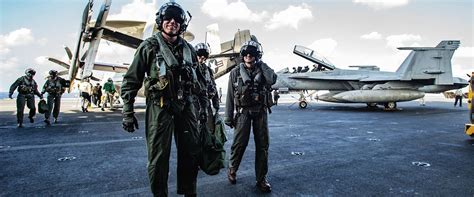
[121,2,203,196]
[9,68,43,128]
[41,70,67,125]
[224,40,277,193]
[194,43,220,132]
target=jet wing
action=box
[102,20,146,39]
[360,75,401,82]
[102,27,142,49]
[92,62,129,73]
[288,74,367,81]
[288,70,400,82]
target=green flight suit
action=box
[196,62,226,175]
[9,76,42,124]
[224,62,277,182]
[42,76,66,120]
[196,63,219,132]
[121,33,202,196]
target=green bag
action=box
[200,113,227,175]
[38,99,48,114]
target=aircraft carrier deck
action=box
[1,95,473,196]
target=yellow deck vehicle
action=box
[465,72,474,137]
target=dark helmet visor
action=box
[162,6,185,24]
[241,46,259,57]
[196,49,209,58]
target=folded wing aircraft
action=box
[273,41,469,109]
[47,1,245,97]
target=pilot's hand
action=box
[122,113,139,133]
[8,93,13,99]
[224,117,234,129]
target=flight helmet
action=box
[49,70,58,77]
[25,68,36,78]
[155,2,188,36]
[240,40,263,61]
[195,43,210,58]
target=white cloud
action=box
[0,45,11,55]
[264,4,313,30]
[361,32,382,40]
[35,56,49,65]
[108,0,157,21]
[96,41,135,64]
[454,47,474,58]
[201,0,268,22]
[386,34,421,49]
[0,28,35,55]
[353,0,410,10]
[308,38,338,57]
[37,38,48,46]
[0,57,20,91]
[0,28,34,46]
[0,57,19,72]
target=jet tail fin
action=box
[396,40,460,85]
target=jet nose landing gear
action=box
[299,100,308,109]
[383,102,397,110]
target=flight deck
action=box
[1,95,472,196]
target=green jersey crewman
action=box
[224,40,277,193]
[121,2,204,196]
[102,78,116,110]
[9,68,43,128]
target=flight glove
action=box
[224,117,235,128]
[122,113,139,133]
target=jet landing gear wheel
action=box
[299,101,308,109]
[384,102,397,110]
[367,103,377,108]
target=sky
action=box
[0,0,473,93]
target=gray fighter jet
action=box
[273,40,469,109]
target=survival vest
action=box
[233,63,266,107]
[198,63,217,99]
[18,76,37,95]
[44,77,64,95]
[144,34,197,104]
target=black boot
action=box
[256,178,272,193]
[228,168,237,184]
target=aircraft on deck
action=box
[47,0,249,98]
[273,40,469,109]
